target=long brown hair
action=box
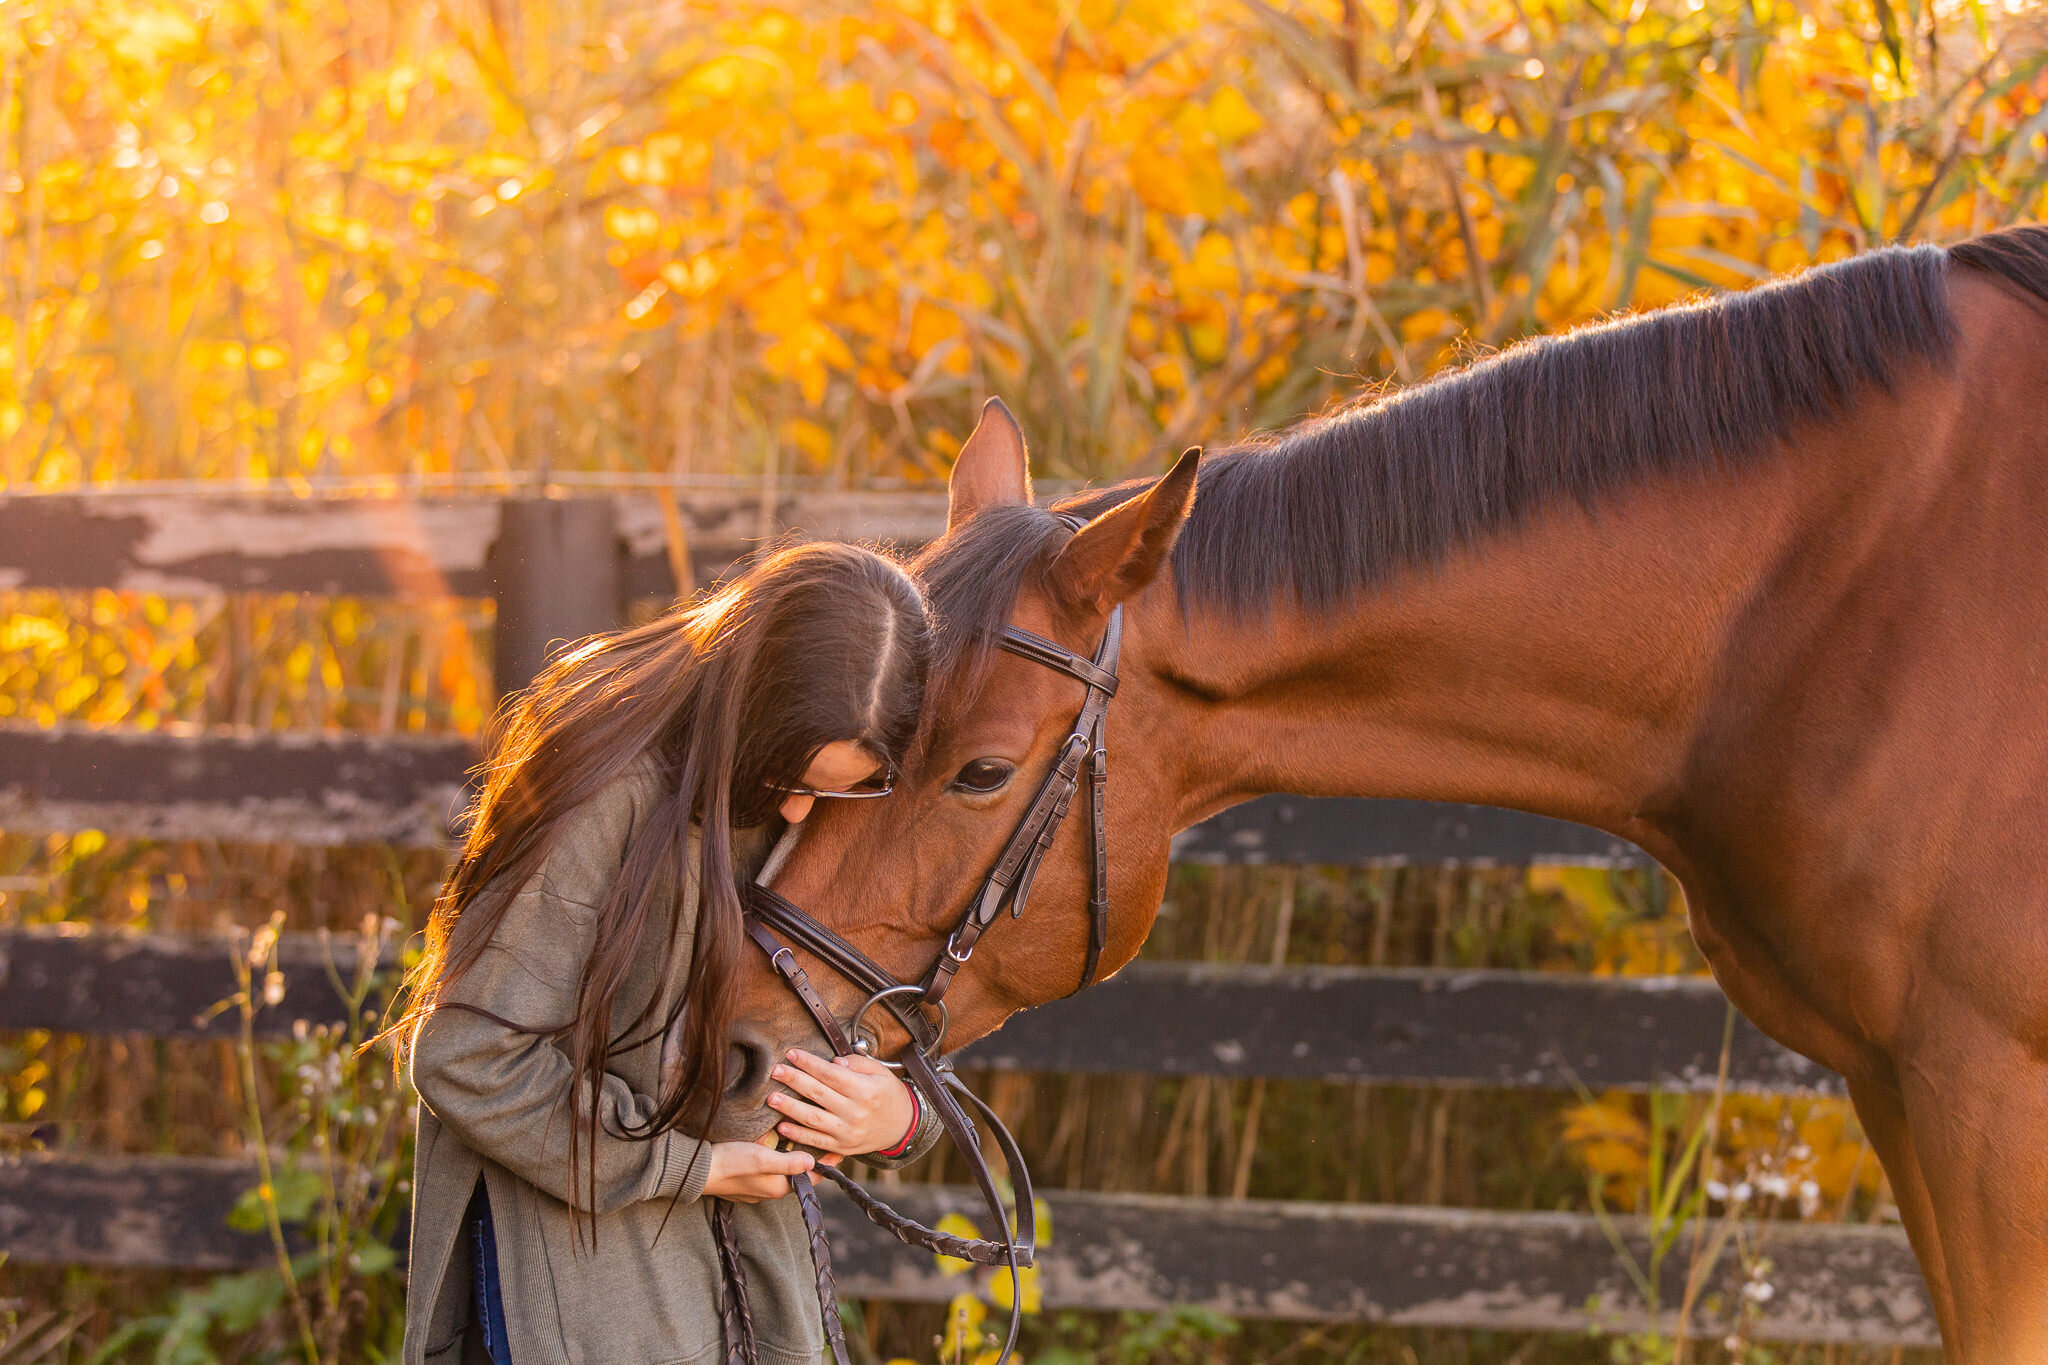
[388,540,929,1221]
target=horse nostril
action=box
[724,1037,770,1099]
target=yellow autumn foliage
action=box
[1562,1088,1887,1218]
[4,0,2034,1267]
[0,0,2041,490]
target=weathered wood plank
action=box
[0,496,503,598]
[613,489,949,600]
[825,1184,1933,1345]
[0,1154,294,1272]
[1175,794,1650,867]
[0,1155,1935,1343]
[0,725,471,846]
[490,499,624,697]
[0,929,386,1041]
[0,930,1843,1095]
[0,492,953,602]
[0,727,1641,865]
[966,961,1846,1095]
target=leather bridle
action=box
[715,570,1125,1365]
[923,604,1122,1007]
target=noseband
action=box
[717,575,1125,1365]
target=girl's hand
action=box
[767,1050,916,1156]
[703,1139,814,1203]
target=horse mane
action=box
[916,228,2045,673]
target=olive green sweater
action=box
[403,756,939,1365]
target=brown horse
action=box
[721,225,2048,1358]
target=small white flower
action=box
[1759,1174,1791,1199]
[1743,1280,1775,1303]
[1706,1179,1731,1202]
[1798,1179,1822,1218]
[1732,1181,1754,1204]
[262,971,286,1006]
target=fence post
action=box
[489,498,624,701]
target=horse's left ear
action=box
[1047,448,1201,615]
[948,398,1033,533]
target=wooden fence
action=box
[0,492,1936,1347]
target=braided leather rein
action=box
[715,591,1124,1365]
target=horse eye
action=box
[950,758,1015,794]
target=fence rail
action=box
[0,1155,1933,1344]
[0,929,1840,1095]
[0,725,472,847]
[0,490,950,601]
[0,724,1645,863]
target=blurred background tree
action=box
[2,0,2041,491]
[3,0,2044,1358]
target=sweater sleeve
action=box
[410,772,713,1214]
[858,1076,947,1170]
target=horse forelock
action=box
[906,503,1072,743]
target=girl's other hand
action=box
[703,1139,814,1203]
[767,1050,916,1156]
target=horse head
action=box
[712,399,1200,1136]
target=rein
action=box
[713,584,1125,1365]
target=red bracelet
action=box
[872,1084,921,1159]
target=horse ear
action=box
[948,398,1033,533]
[1047,448,1201,615]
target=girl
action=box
[393,541,940,1365]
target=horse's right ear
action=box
[1047,447,1200,616]
[947,398,1032,533]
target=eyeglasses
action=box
[777,763,897,801]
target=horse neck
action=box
[1141,452,1818,866]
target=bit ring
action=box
[848,985,948,1071]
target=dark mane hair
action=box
[913,233,2046,662]
[1121,241,1962,614]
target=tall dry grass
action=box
[1,0,2042,490]
[5,0,2042,1357]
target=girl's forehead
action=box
[806,739,883,779]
